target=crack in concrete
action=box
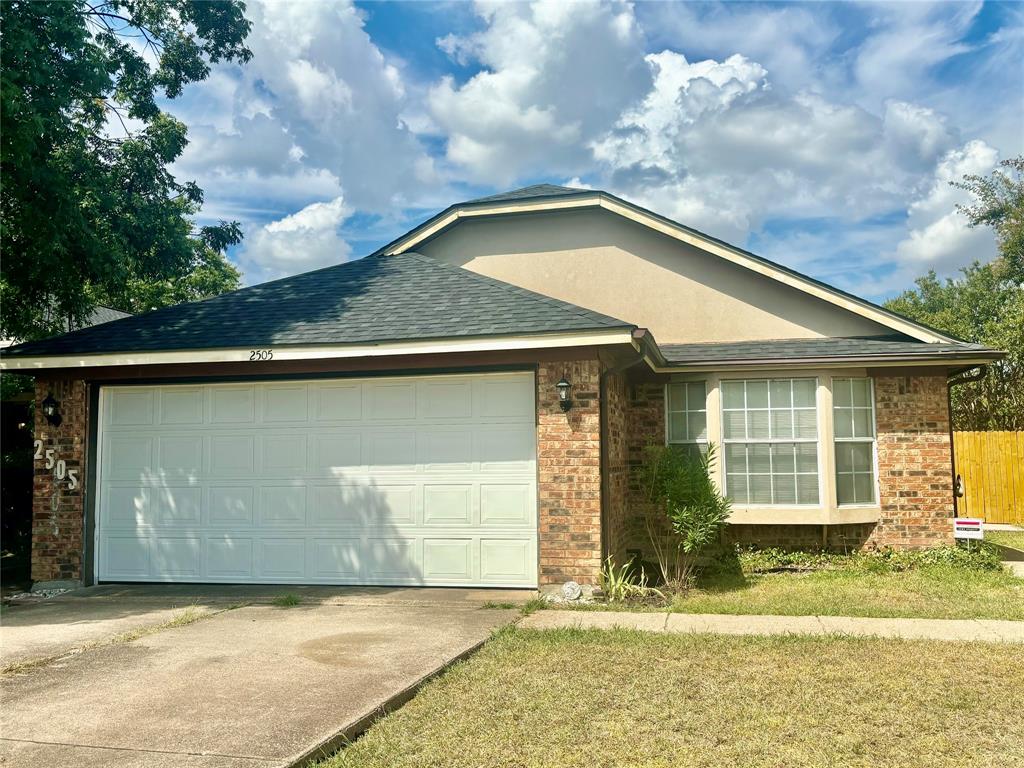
[0,737,278,763]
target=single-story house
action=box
[1,184,1003,590]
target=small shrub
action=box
[735,542,1005,576]
[638,443,731,591]
[598,555,664,603]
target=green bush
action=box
[637,443,731,590]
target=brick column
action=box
[537,359,602,585]
[869,375,954,548]
[32,378,89,585]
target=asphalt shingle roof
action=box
[660,337,997,365]
[2,252,633,358]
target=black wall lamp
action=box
[556,377,572,412]
[41,392,62,427]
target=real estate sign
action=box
[953,518,984,540]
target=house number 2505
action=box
[33,440,79,490]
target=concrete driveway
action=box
[0,586,524,767]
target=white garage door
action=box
[95,372,538,587]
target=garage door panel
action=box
[262,384,308,423]
[210,386,255,424]
[211,435,255,475]
[98,373,537,586]
[158,435,203,480]
[206,537,254,579]
[109,389,155,426]
[423,539,473,580]
[209,486,255,527]
[159,387,204,425]
[153,537,201,577]
[259,486,307,527]
[105,437,154,480]
[315,384,363,421]
[313,539,362,578]
[313,434,362,473]
[261,434,307,473]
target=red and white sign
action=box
[953,518,984,540]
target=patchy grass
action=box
[1,604,218,676]
[321,628,1024,768]
[988,529,1024,552]
[664,565,1024,620]
[271,593,301,608]
[482,596,547,616]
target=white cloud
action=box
[894,140,999,270]
[236,197,352,284]
[428,0,650,183]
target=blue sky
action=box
[165,0,1023,300]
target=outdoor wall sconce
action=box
[41,392,62,427]
[556,377,572,412]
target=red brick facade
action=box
[25,369,955,589]
[536,359,603,585]
[31,378,89,584]
[866,374,954,547]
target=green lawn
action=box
[323,628,1024,768]
[664,565,1024,620]
[988,529,1024,552]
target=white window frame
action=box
[832,377,880,507]
[720,377,822,507]
[665,379,708,452]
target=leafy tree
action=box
[885,261,1024,430]
[0,1,251,342]
[954,156,1024,282]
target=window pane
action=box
[774,474,796,504]
[771,444,795,473]
[723,410,746,439]
[851,379,871,407]
[725,444,747,473]
[833,379,852,407]
[850,442,872,472]
[794,409,817,438]
[668,383,686,411]
[795,443,817,473]
[770,409,794,439]
[834,410,853,439]
[688,412,707,441]
[727,475,748,503]
[669,413,687,441]
[836,474,855,505]
[722,381,745,409]
[770,379,792,407]
[853,409,873,438]
[796,474,819,504]
[835,443,854,473]
[747,410,770,439]
[749,474,772,503]
[749,444,771,473]
[792,379,816,407]
[746,381,769,408]
[854,473,875,504]
[686,382,706,409]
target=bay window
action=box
[833,377,877,505]
[721,378,819,505]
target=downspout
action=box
[598,330,655,564]
[946,365,987,517]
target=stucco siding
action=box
[418,208,893,344]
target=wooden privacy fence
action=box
[953,431,1024,526]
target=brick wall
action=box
[624,382,666,559]
[867,374,954,548]
[31,378,89,584]
[537,359,602,585]
[603,371,629,566]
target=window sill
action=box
[727,506,881,526]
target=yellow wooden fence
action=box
[953,431,1024,525]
